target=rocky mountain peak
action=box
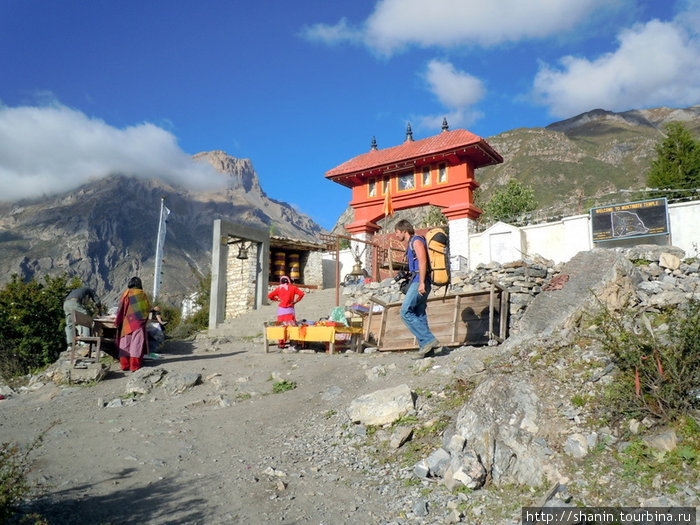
[546,105,700,135]
[0,152,324,305]
[192,150,262,194]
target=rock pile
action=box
[336,245,699,521]
[341,257,556,335]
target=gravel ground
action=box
[1,320,485,524]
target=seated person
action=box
[146,307,166,353]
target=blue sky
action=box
[1,0,698,230]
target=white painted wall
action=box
[318,200,699,284]
[669,200,700,256]
[464,199,699,268]
[321,248,356,287]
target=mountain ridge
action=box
[0,152,323,305]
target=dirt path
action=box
[1,327,457,524]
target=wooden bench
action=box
[70,310,114,366]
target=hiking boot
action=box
[414,339,440,359]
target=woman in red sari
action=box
[115,276,151,372]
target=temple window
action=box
[397,170,415,192]
[421,166,431,186]
[368,178,377,197]
[438,163,448,183]
[382,177,390,194]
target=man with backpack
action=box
[394,220,440,359]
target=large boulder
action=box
[347,384,415,426]
[517,248,642,337]
[455,375,559,487]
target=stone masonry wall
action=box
[303,251,324,287]
[340,256,556,336]
[340,245,700,338]
[225,249,258,319]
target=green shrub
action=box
[167,272,211,340]
[0,427,51,523]
[0,274,80,379]
[593,299,700,422]
[272,380,297,393]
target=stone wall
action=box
[225,249,325,320]
[339,245,700,342]
[225,249,258,319]
[302,251,324,287]
[340,256,556,336]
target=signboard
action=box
[590,198,669,242]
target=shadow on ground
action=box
[21,471,217,524]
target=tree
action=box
[0,274,79,378]
[482,179,538,222]
[646,122,700,196]
[421,205,447,228]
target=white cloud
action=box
[304,0,611,55]
[425,60,485,109]
[300,17,363,46]
[415,60,485,131]
[0,103,225,201]
[533,17,700,117]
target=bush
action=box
[481,179,538,223]
[167,272,210,340]
[593,299,700,422]
[0,274,80,379]
[0,427,50,523]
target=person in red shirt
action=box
[268,276,304,324]
[267,276,305,348]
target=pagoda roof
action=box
[325,129,503,187]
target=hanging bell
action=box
[349,262,364,276]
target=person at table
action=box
[150,306,167,330]
[63,286,102,347]
[268,276,305,324]
[267,276,304,347]
[115,276,151,372]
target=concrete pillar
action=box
[209,220,269,331]
[448,217,476,269]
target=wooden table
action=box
[92,317,117,355]
[264,324,363,354]
[93,316,116,336]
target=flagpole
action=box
[153,197,167,300]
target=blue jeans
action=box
[400,281,435,347]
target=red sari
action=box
[115,287,151,372]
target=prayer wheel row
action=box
[272,252,300,282]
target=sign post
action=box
[590,198,669,243]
